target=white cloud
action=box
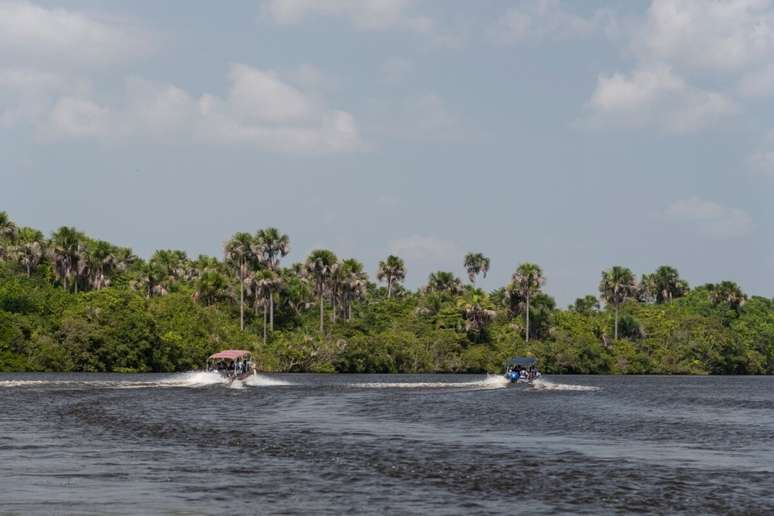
[664,197,753,238]
[260,0,462,47]
[0,0,152,67]
[582,0,774,134]
[45,96,109,139]
[227,64,314,123]
[493,0,615,44]
[3,63,361,153]
[635,0,774,73]
[586,64,738,132]
[0,68,92,127]
[262,0,412,29]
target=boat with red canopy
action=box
[206,349,256,382]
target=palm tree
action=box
[133,250,189,297]
[246,269,281,344]
[150,250,189,282]
[11,228,45,277]
[85,240,117,290]
[570,295,600,314]
[425,271,463,295]
[304,249,338,333]
[281,267,313,317]
[599,266,638,340]
[112,247,137,274]
[708,281,747,311]
[376,255,405,299]
[224,232,255,331]
[0,211,17,243]
[463,252,490,284]
[50,226,85,292]
[510,263,545,342]
[338,259,368,321]
[193,270,231,306]
[458,290,497,339]
[651,266,689,304]
[253,228,290,331]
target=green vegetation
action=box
[0,211,772,374]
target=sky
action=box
[1,0,773,305]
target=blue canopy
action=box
[508,356,537,367]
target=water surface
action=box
[1,373,772,514]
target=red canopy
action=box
[208,349,251,361]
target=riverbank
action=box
[1,269,771,375]
[1,215,772,375]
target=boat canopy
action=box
[208,349,252,361]
[508,356,537,367]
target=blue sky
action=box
[1,0,772,305]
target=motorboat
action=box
[504,356,541,384]
[206,349,256,383]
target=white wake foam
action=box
[351,374,508,390]
[156,371,227,388]
[531,379,599,391]
[243,374,291,387]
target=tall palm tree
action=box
[599,266,638,340]
[463,252,490,284]
[12,228,45,277]
[224,232,255,331]
[50,226,85,292]
[376,255,405,299]
[253,228,290,331]
[510,263,545,343]
[246,269,281,344]
[339,259,368,321]
[425,271,463,295]
[304,249,338,333]
[708,281,747,311]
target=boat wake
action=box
[530,379,599,391]
[351,375,508,390]
[0,372,292,390]
[156,372,292,388]
[155,371,227,388]
[244,374,292,387]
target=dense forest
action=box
[0,211,771,374]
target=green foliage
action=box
[0,212,771,375]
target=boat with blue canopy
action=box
[504,356,541,384]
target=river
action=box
[1,373,772,514]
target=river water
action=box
[0,373,772,515]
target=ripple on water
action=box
[0,374,771,514]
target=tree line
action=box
[0,211,770,374]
